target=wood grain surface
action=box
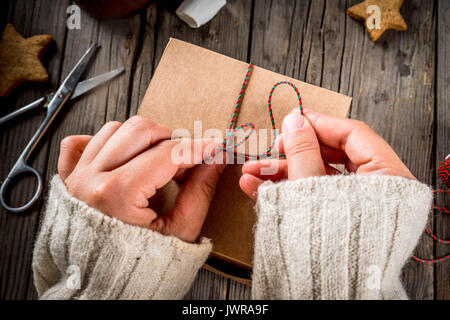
[0,0,447,300]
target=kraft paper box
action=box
[138,38,352,274]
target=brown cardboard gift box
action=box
[138,38,352,281]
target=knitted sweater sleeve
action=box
[32,175,212,300]
[252,175,433,300]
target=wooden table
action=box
[0,0,448,300]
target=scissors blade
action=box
[0,97,46,126]
[0,68,124,126]
[61,43,100,94]
[46,43,99,114]
[71,67,124,99]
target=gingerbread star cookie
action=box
[0,23,52,98]
[347,0,407,42]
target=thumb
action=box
[165,162,226,243]
[282,112,326,180]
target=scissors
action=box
[0,43,124,213]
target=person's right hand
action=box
[240,108,415,200]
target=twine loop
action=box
[213,62,303,160]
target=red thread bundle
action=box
[413,156,450,264]
[439,155,450,188]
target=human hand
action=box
[240,108,415,200]
[58,116,225,243]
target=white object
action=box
[176,0,226,28]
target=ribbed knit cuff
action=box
[33,175,212,300]
[252,175,432,300]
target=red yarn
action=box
[438,155,450,188]
[413,155,450,264]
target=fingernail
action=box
[282,113,305,132]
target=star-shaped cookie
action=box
[347,0,407,42]
[0,23,52,98]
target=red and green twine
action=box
[213,62,303,160]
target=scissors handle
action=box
[0,159,43,213]
[0,90,68,213]
[1,44,99,213]
[0,92,68,213]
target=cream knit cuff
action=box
[252,174,433,300]
[33,175,212,300]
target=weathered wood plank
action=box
[435,0,450,301]
[250,0,436,299]
[24,4,144,299]
[230,0,313,300]
[42,11,143,183]
[249,0,309,77]
[151,0,253,300]
[240,0,348,300]
[0,0,69,300]
[0,0,441,300]
[128,2,158,116]
[340,0,436,299]
[0,1,11,29]
[250,0,346,93]
[227,281,251,300]
[184,269,228,300]
[154,0,252,66]
[246,0,349,300]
